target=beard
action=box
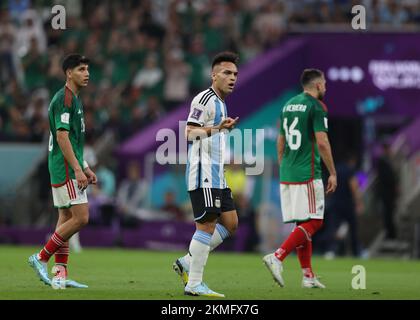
[317,91,325,100]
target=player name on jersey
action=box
[284,104,307,112]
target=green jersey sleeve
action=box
[54,96,73,132]
[312,101,328,133]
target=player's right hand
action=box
[219,117,239,130]
[326,175,337,195]
[75,169,89,191]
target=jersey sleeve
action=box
[187,102,206,127]
[53,96,73,132]
[312,102,328,133]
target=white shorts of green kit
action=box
[52,179,88,209]
[280,179,324,223]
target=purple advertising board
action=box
[305,34,420,117]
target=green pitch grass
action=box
[1,245,420,300]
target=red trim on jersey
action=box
[64,86,73,108]
[281,178,314,185]
[280,141,315,185]
[51,181,67,187]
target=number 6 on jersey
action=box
[283,117,302,150]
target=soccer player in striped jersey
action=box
[28,54,96,289]
[173,52,240,297]
[263,69,337,289]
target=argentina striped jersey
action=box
[186,87,228,191]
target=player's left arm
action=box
[313,103,337,194]
[277,111,286,165]
[349,175,364,215]
[277,134,286,165]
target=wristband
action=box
[83,160,89,170]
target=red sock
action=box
[55,241,69,268]
[275,219,323,262]
[297,241,314,278]
[39,232,65,262]
[275,226,308,261]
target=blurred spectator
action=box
[239,33,261,64]
[160,190,186,221]
[24,88,49,142]
[323,153,365,258]
[140,95,165,128]
[16,9,47,57]
[375,142,399,240]
[8,0,31,21]
[116,161,149,226]
[235,193,260,252]
[21,37,48,92]
[132,53,163,97]
[253,2,286,49]
[0,9,17,87]
[186,35,210,95]
[163,48,191,110]
[225,163,247,197]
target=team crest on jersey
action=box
[215,198,221,208]
[61,113,70,124]
[191,108,202,120]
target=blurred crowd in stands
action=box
[1,0,419,143]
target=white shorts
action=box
[52,179,88,209]
[280,179,324,223]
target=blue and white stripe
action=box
[216,223,230,240]
[192,230,212,246]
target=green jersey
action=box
[48,86,85,186]
[279,92,328,183]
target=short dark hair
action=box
[211,51,239,69]
[62,54,90,74]
[300,69,324,87]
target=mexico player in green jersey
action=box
[29,54,96,289]
[263,69,337,289]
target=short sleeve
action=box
[53,96,73,132]
[313,102,328,133]
[187,102,206,127]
